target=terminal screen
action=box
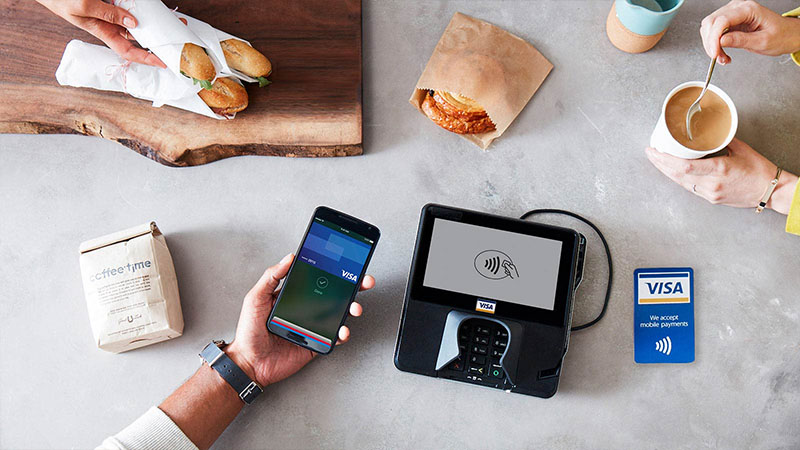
[423,219,563,311]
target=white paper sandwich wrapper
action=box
[113,0,259,83]
[112,0,219,79]
[56,39,228,119]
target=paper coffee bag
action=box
[79,222,183,353]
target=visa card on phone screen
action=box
[270,218,374,352]
[634,268,695,364]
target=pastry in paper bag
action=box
[410,13,553,149]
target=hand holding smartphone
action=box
[267,207,380,354]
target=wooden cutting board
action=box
[0,0,362,166]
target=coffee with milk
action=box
[665,86,731,151]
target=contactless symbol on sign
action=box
[655,336,672,355]
[474,250,518,280]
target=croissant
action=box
[421,90,496,134]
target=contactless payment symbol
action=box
[654,336,672,355]
[634,268,695,364]
[474,250,519,280]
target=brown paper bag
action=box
[79,222,183,353]
[410,12,553,149]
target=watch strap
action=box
[200,342,262,404]
[756,167,783,213]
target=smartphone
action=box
[267,206,380,354]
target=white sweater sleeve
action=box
[96,407,198,450]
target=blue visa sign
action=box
[634,268,695,364]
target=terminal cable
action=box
[519,209,612,332]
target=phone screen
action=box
[269,211,377,353]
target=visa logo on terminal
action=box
[476,299,496,314]
[636,272,691,304]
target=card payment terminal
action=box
[394,204,586,398]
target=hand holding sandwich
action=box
[36,0,166,68]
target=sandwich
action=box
[180,43,216,82]
[170,21,272,115]
[176,15,271,90]
[220,39,273,83]
[421,90,495,134]
[198,77,248,115]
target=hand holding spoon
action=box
[686,28,728,140]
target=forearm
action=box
[768,170,799,215]
[158,362,244,450]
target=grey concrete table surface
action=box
[1,1,799,448]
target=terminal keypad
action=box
[441,319,509,389]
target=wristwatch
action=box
[199,340,263,404]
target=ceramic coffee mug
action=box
[650,81,738,160]
[607,0,685,53]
